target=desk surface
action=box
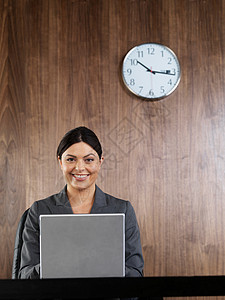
[1,276,225,299]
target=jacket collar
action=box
[92,185,107,208]
[55,186,71,207]
[55,185,107,209]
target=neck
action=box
[67,185,96,208]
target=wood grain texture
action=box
[0,0,26,278]
[1,3,225,300]
[0,0,10,278]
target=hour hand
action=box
[137,61,155,74]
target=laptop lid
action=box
[40,214,125,278]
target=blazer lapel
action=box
[51,185,107,214]
[51,186,73,214]
[91,185,108,213]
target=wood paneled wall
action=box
[1,1,225,298]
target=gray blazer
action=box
[19,185,144,279]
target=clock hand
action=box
[151,70,176,75]
[137,61,155,74]
[137,61,175,75]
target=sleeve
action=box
[125,201,144,277]
[18,201,40,279]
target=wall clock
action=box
[122,43,181,100]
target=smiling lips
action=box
[72,174,89,181]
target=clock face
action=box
[122,43,181,100]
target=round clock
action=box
[122,43,181,100]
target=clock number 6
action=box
[149,89,154,96]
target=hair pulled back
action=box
[57,126,102,160]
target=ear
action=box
[99,156,104,167]
[58,156,63,169]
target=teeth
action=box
[73,174,88,178]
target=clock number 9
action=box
[126,68,132,75]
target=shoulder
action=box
[95,186,137,224]
[29,186,67,215]
[95,185,129,210]
[24,187,68,231]
[104,191,134,212]
[105,192,138,230]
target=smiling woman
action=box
[18,127,144,280]
[56,127,104,213]
[59,142,104,213]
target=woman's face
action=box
[59,142,103,192]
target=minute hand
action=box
[152,70,176,75]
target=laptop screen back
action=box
[40,214,125,278]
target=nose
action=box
[74,159,85,171]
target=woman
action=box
[19,126,144,279]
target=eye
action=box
[85,158,94,163]
[66,157,75,162]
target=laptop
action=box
[39,214,125,278]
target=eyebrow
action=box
[65,153,97,158]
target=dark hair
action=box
[57,126,102,160]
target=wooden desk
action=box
[1,276,225,299]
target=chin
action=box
[72,182,94,191]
